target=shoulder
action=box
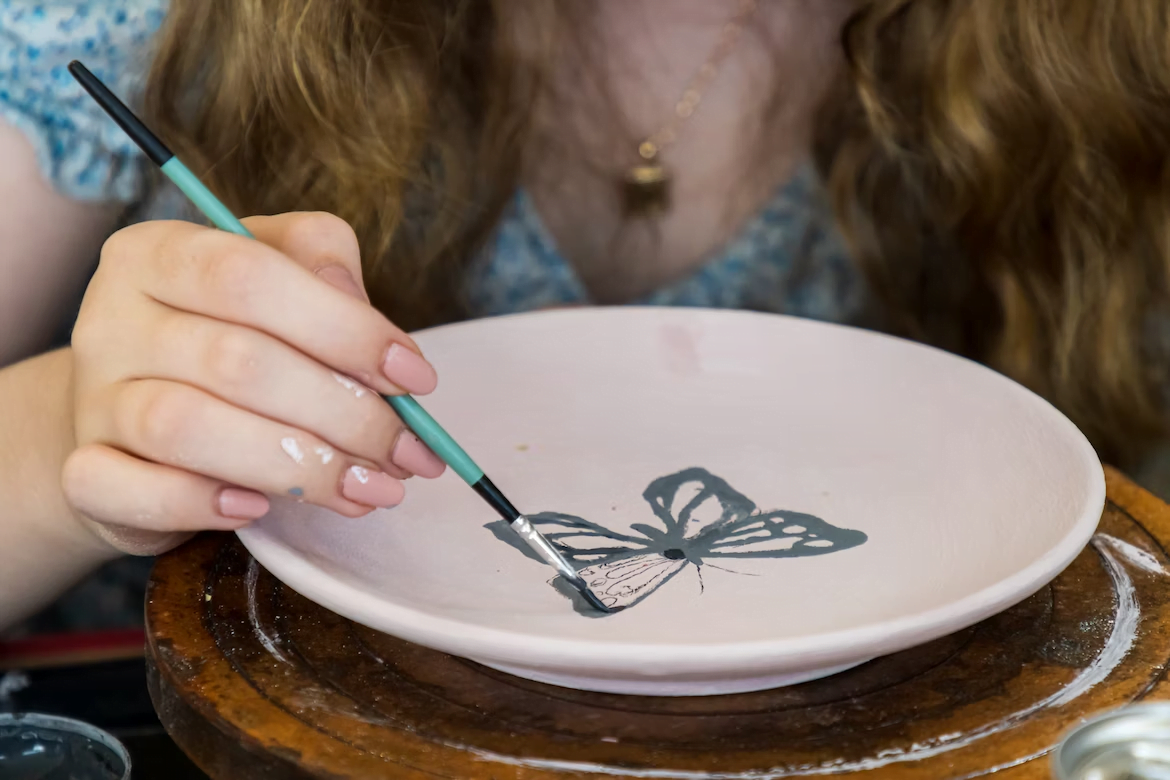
[0,1,169,202]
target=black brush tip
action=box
[572,579,623,615]
[68,60,173,166]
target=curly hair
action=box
[144,0,1170,463]
[819,0,1170,462]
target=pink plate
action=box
[237,308,1104,696]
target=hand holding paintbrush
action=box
[63,61,612,612]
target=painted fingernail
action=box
[343,466,405,508]
[391,432,447,479]
[217,488,271,520]
[315,265,368,302]
[382,343,438,394]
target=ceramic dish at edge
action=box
[237,307,1105,696]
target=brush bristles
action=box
[567,576,622,614]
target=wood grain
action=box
[146,466,1170,779]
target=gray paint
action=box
[487,467,868,614]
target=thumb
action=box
[242,212,369,302]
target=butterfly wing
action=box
[485,513,683,613]
[697,509,868,559]
[487,467,760,567]
[563,553,690,611]
[642,467,758,540]
[485,511,652,566]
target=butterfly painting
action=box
[486,467,868,613]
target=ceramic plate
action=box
[237,308,1104,696]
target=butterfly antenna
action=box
[695,564,706,595]
[704,563,760,577]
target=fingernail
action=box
[342,466,405,508]
[315,265,368,301]
[217,488,271,520]
[382,343,438,394]
[391,432,447,479]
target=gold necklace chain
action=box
[637,0,759,163]
[621,0,759,218]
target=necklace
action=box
[620,0,759,219]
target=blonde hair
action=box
[819,0,1170,461]
[146,0,1170,463]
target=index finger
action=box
[118,220,436,396]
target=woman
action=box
[1,0,1167,628]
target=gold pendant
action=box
[621,162,671,218]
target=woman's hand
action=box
[62,212,445,555]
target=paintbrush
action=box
[69,60,615,615]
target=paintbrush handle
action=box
[384,396,484,485]
[160,159,253,237]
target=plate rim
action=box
[237,307,1106,677]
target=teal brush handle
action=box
[161,158,254,237]
[160,159,485,486]
[385,396,484,485]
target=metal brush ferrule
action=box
[510,516,580,582]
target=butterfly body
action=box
[486,468,868,613]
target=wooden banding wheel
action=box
[146,468,1170,779]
